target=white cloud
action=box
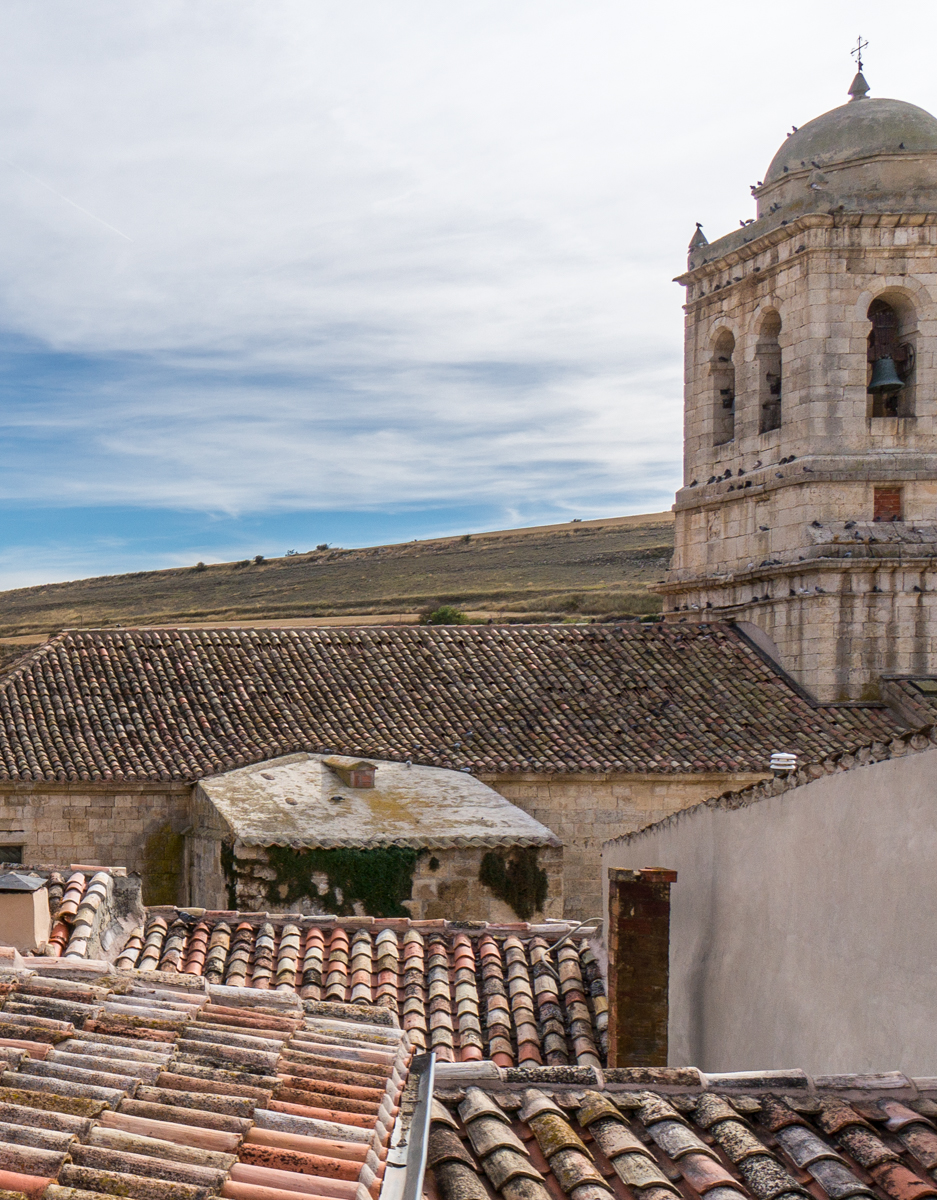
[0,0,930,527]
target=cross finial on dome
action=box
[849,36,869,101]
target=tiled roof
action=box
[427,1066,937,1200]
[607,725,937,849]
[110,914,607,1068]
[0,961,410,1200]
[197,754,560,850]
[882,678,937,728]
[0,626,904,783]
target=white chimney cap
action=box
[769,751,798,773]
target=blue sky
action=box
[0,1,932,587]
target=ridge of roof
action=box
[430,1059,937,1096]
[0,625,904,784]
[608,723,937,847]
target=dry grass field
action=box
[0,511,674,642]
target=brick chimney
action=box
[606,866,677,1067]
[323,756,377,789]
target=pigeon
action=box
[707,476,716,485]
[689,479,698,487]
[776,472,784,478]
[737,467,746,475]
[753,460,763,468]
[803,466,814,472]
[811,520,822,528]
[844,521,856,529]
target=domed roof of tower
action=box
[764,75,937,187]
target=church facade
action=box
[659,71,937,700]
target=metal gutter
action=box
[401,1051,436,1200]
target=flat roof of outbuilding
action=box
[197,752,561,849]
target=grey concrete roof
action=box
[197,752,561,849]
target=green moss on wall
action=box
[262,845,420,917]
[479,847,548,920]
[142,824,185,906]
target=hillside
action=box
[0,511,674,641]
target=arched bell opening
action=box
[867,297,916,418]
[711,330,736,445]
[756,310,782,434]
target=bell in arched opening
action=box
[868,356,905,394]
[867,298,914,416]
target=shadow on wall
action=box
[143,825,186,906]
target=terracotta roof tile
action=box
[428,1080,937,1200]
[0,626,903,782]
[0,961,409,1200]
[115,914,607,1067]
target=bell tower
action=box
[659,71,937,700]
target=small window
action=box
[0,847,23,864]
[711,331,736,446]
[873,487,902,522]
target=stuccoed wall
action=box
[603,742,937,1075]
[486,772,766,922]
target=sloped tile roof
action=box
[0,962,409,1200]
[883,678,937,727]
[607,725,937,850]
[110,914,607,1068]
[0,626,903,783]
[427,1069,937,1200]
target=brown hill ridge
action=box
[0,510,674,642]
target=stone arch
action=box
[755,309,783,433]
[710,328,736,446]
[864,287,918,417]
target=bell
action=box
[868,356,904,394]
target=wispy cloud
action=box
[0,1,929,584]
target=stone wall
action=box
[483,772,766,921]
[664,211,937,699]
[0,784,191,905]
[223,841,563,922]
[3,772,760,922]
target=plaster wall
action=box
[0,889,50,952]
[486,772,767,921]
[603,747,937,1075]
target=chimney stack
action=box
[607,866,677,1067]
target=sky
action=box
[0,2,934,587]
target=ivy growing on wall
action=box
[479,847,548,920]
[262,845,421,917]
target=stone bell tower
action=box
[659,71,937,700]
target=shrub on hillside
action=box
[420,605,469,625]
